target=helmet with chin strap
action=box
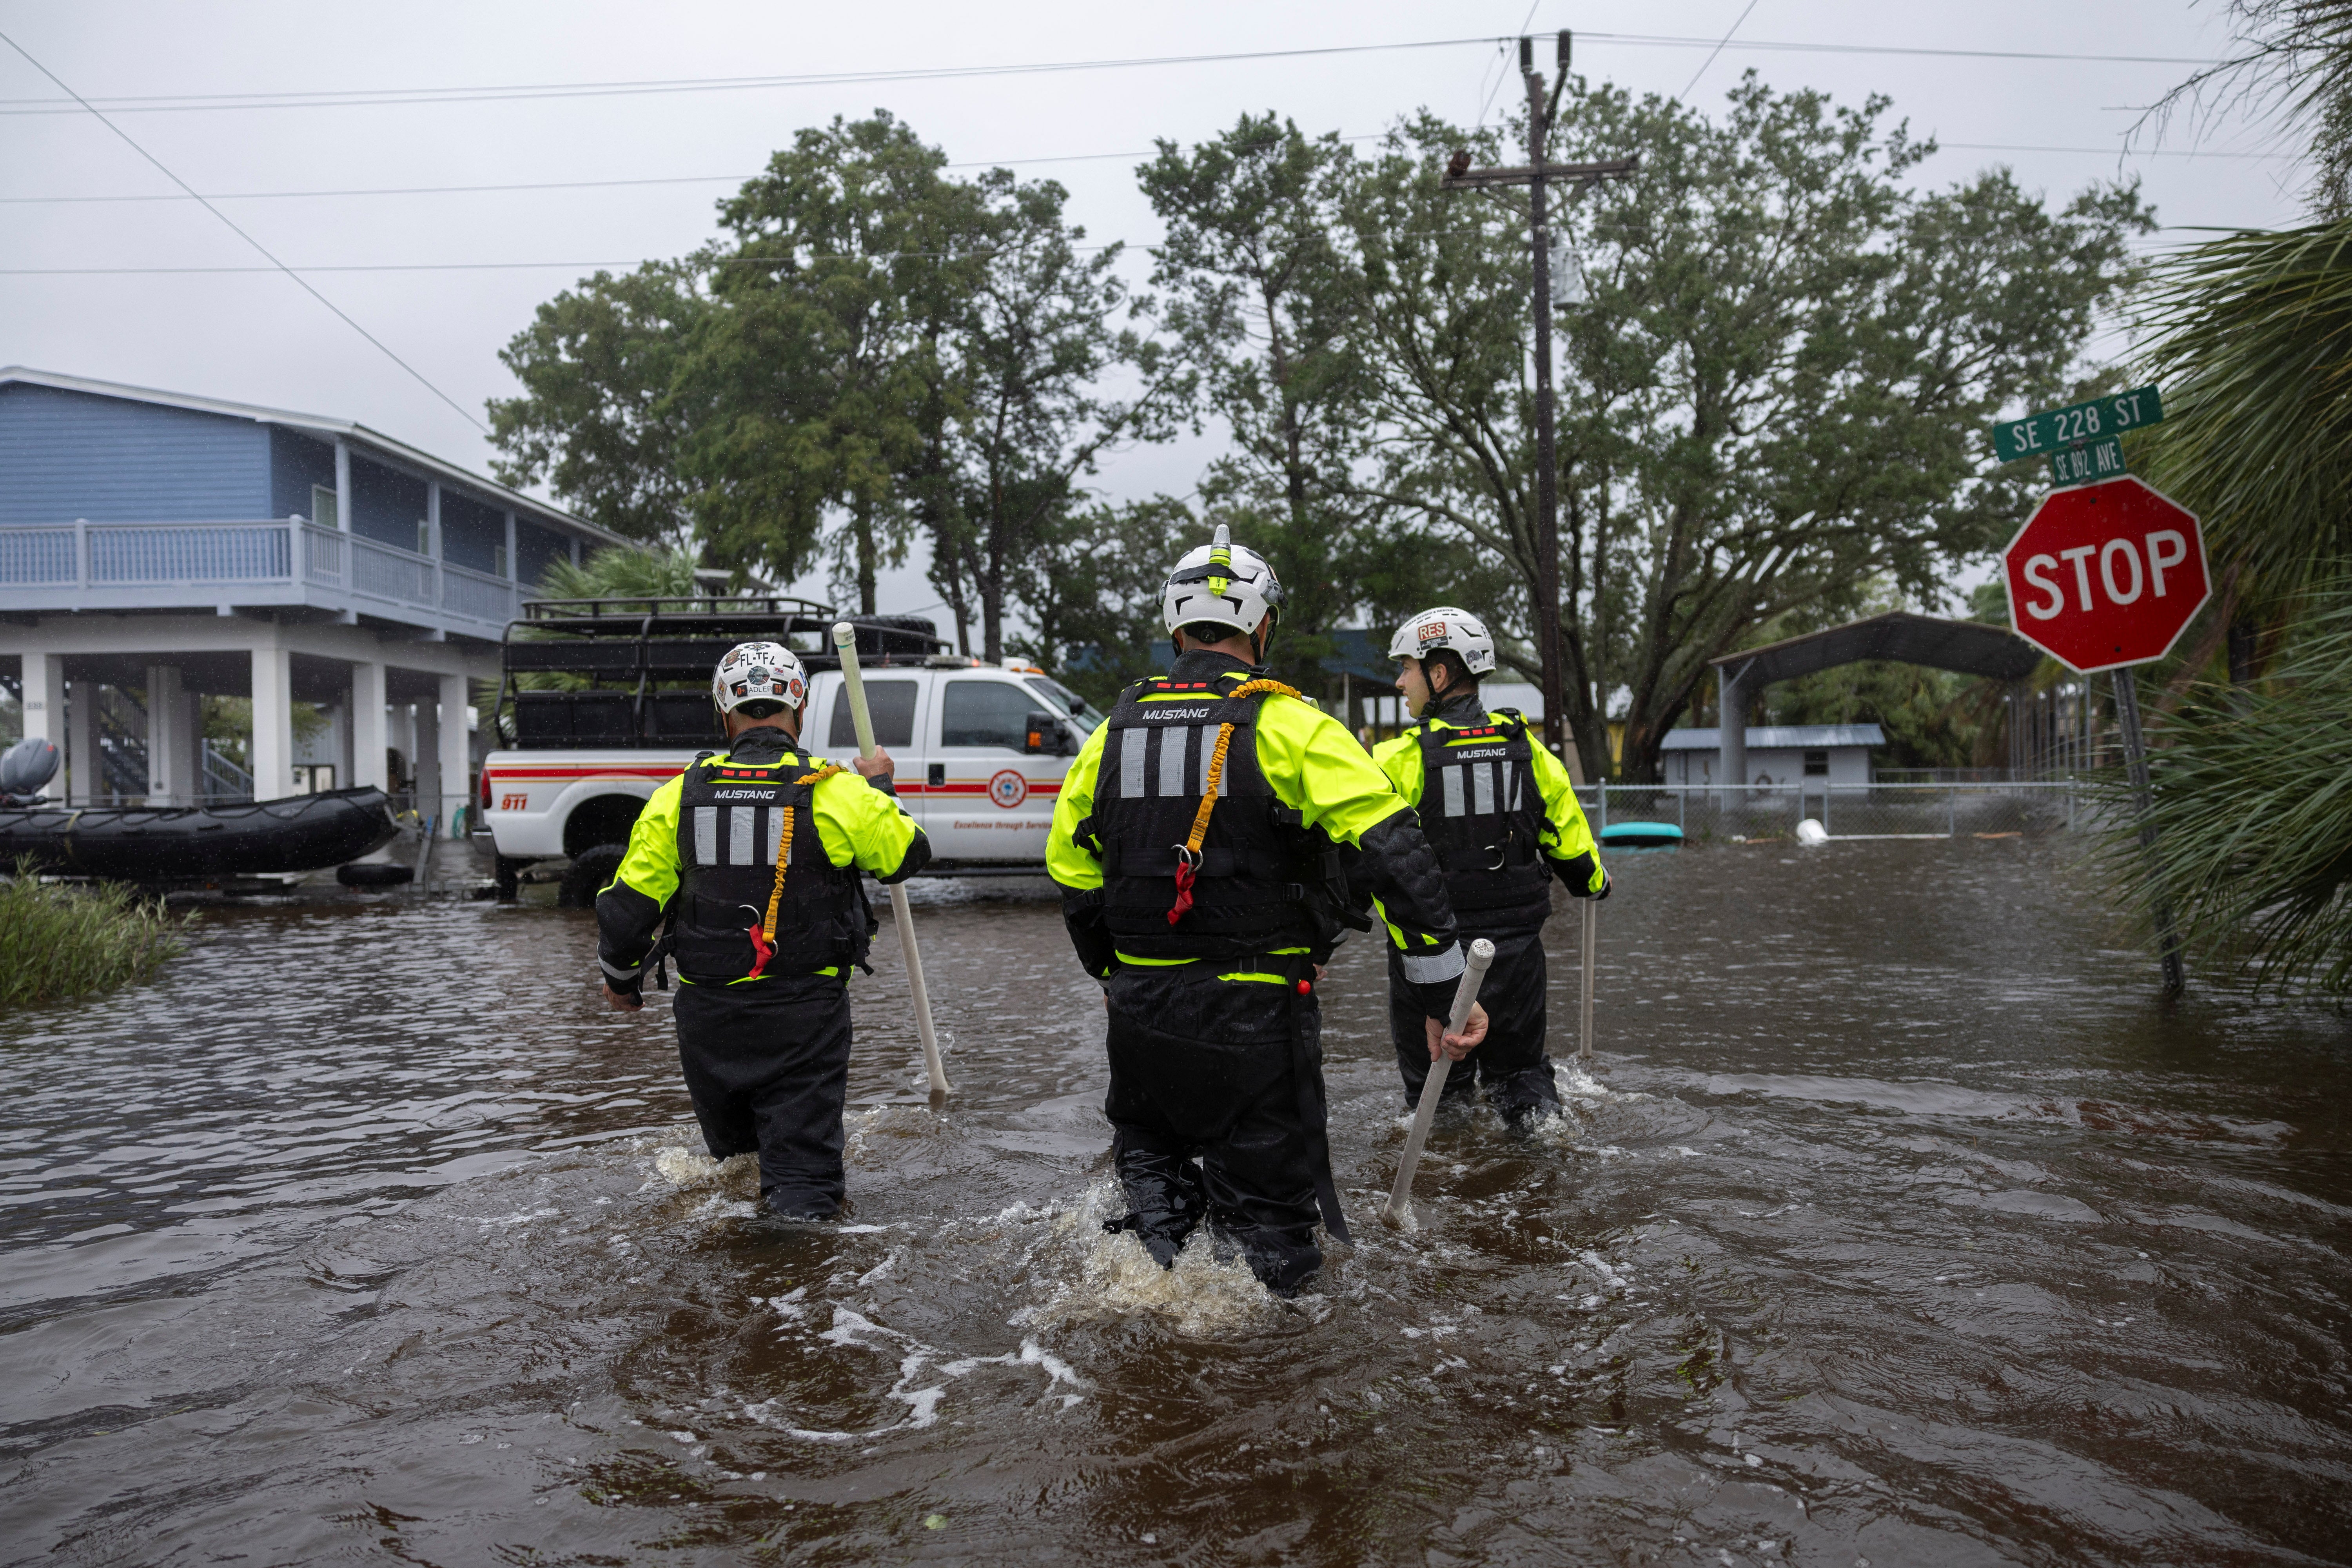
[1160,523,1284,642]
[711,641,808,719]
[1387,606,1498,676]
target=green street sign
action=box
[1992,384,2164,465]
[2049,435,2127,488]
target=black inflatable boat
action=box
[0,787,399,878]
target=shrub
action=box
[0,862,192,1008]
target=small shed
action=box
[1659,724,1885,788]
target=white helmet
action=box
[1387,606,1497,676]
[712,641,808,717]
[1161,523,1285,639]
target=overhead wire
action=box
[0,138,2294,209]
[0,32,2229,117]
[0,27,486,432]
[1676,0,1760,103]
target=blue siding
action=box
[516,517,571,590]
[0,383,269,524]
[270,429,337,520]
[439,490,505,573]
[349,454,427,551]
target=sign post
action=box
[1994,391,2198,996]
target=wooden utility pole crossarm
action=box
[1440,157,1639,191]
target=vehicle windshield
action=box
[1024,676,1105,736]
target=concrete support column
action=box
[349,661,388,791]
[67,679,98,805]
[436,673,470,833]
[1717,661,1751,791]
[146,663,187,805]
[413,695,441,824]
[250,645,295,802]
[19,653,65,751]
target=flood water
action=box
[4,838,2350,1566]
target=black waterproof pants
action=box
[671,973,852,1220]
[1103,963,1331,1296]
[1388,927,1562,1125]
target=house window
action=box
[493,544,510,578]
[1804,749,1829,776]
[310,485,339,528]
[416,521,432,556]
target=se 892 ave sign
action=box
[2000,476,2209,675]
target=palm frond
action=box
[2134,217,2352,617]
[2100,592,2352,993]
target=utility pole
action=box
[1444,31,1636,765]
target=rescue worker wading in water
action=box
[1047,527,1489,1296]
[595,642,929,1220]
[1374,608,1607,1126]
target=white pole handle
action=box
[1579,896,1598,1065]
[1380,937,1495,1229]
[832,622,949,1100]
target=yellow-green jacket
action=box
[596,725,927,989]
[1048,650,1472,1018]
[1374,701,1609,921]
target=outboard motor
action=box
[0,735,60,806]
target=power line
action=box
[0,136,2293,209]
[0,27,486,434]
[1677,1,1759,103]
[0,31,2227,117]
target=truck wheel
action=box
[558,844,624,909]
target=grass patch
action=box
[0,861,192,1007]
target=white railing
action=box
[349,533,437,606]
[442,561,517,624]
[0,526,78,584]
[0,518,517,628]
[88,522,291,583]
[301,523,347,589]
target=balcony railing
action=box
[0,518,519,630]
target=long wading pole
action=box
[2112,669,2185,998]
[1381,938,1497,1230]
[832,623,950,1097]
[1579,896,1597,1065]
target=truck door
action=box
[810,670,926,778]
[927,675,1082,863]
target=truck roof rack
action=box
[491,597,953,749]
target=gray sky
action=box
[0,1,2306,621]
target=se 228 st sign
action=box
[2000,475,2210,675]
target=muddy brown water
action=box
[4,839,2350,1566]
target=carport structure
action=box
[1710,611,2045,785]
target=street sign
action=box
[2000,475,2209,675]
[1992,384,2165,466]
[2049,436,2126,488]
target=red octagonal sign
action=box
[2000,476,2210,675]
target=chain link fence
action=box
[1575,781,2085,840]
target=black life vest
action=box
[1080,670,1347,962]
[1411,708,1553,929]
[668,732,873,983]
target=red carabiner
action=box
[1167,844,1200,926]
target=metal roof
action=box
[1709,610,2042,685]
[0,365,628,548]
[1660,724,1887,750]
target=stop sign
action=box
[2000,476,2210,674]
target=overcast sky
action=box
[0,1,2307,622]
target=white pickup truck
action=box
[477,598,1099,904]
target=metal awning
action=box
[1710,611,2043,685]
